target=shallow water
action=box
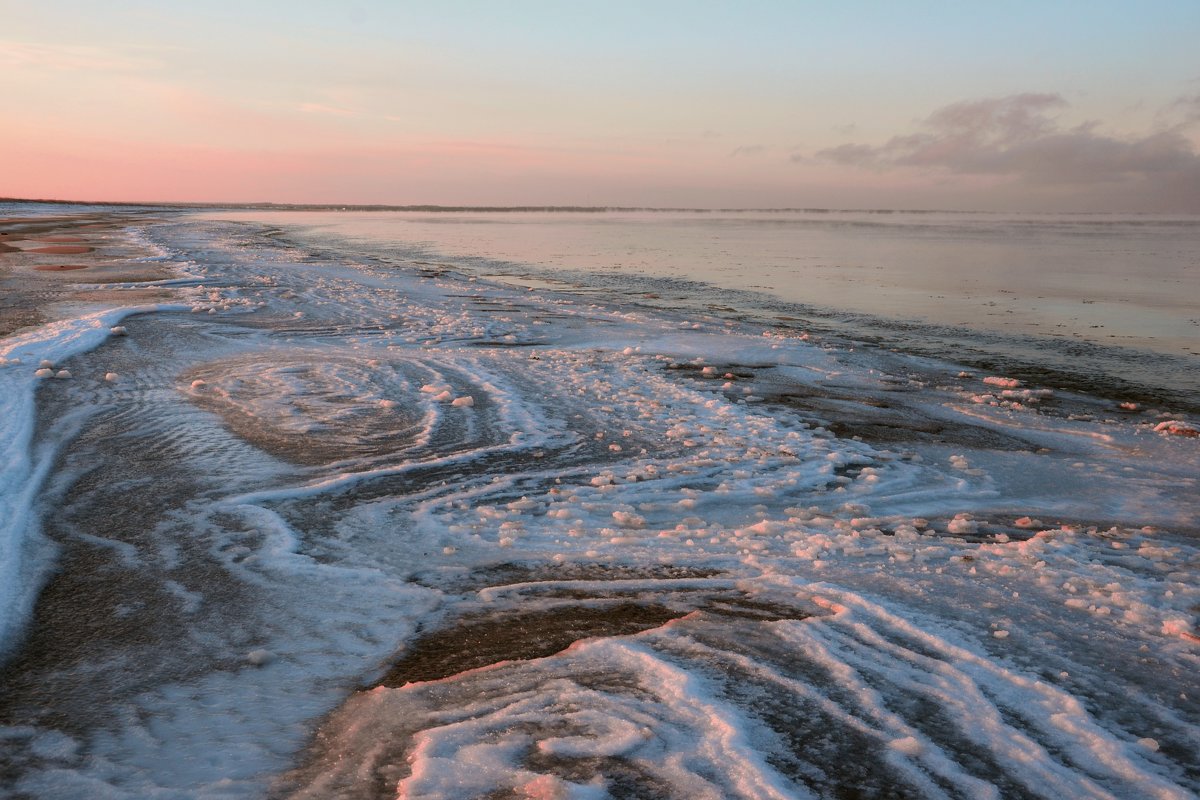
[204,209,1200,407]
[0,211,1198,799]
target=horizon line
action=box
[1,196,1191,217]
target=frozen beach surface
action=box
[0,214,1197,798]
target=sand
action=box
[27,245,94,255]
[0,212,175,337]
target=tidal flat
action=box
[0,207,1197,799]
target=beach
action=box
[0,212,175,336]
[0,207,1197,799]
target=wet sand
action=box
[0,213,175,337]
[26,246,94,255]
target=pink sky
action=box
[3,3,1199,211]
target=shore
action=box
[0,213,177,338]
[1,210,1197,799]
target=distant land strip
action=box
[0,197,998,214]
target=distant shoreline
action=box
[5,197,1186,216]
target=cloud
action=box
[816,93,1200,195]
[729,144,766,157]
[0,40,156,72]
[298,102,358,117]
[1161,92,1200,126]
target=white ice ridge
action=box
[0,304,187,659]
[774,584,1194,800]
[398,639,804,800]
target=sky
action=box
[3,1,1199,211]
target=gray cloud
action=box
[816,93,1200,205]
[1162,92,1200,125]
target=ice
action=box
[0,301,190,659]
[2,214,1197,798]
[1154,420,1199,437]
[247,649,274,666]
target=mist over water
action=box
[1,210,1198,798]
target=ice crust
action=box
[1,218,1198,799]
[0,302,188,661]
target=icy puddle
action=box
[0,217,1197,799]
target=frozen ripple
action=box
[1,217,1197,799]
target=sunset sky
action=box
[3,1,1199,211]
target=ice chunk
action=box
[1153,420,1198,437]
[247,648,274,666]
[947,516,977,534]
[889,736,923,756]
[612,510,646,529]
[1162,618,1193,637]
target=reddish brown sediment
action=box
[34,264,90,272]
[27,245,94,254]
[31,235,86,243]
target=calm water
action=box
[208,209,1200,408]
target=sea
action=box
[217,209,1200,409]
[1,205,1197,799]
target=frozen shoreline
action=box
[204,208,1200,414]
[1,213,1197,798]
